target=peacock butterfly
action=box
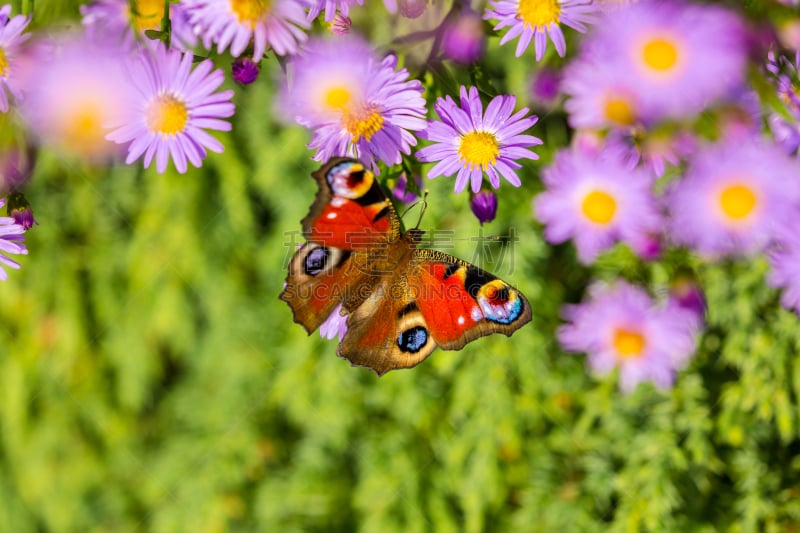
[280,157,531,375]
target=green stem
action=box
[21,0,34,17]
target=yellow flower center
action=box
[581,190,617,225]
[642,37,679,72]
[603,96,635,126]
[719,183,758,221]
[517,0,561,28]
[61,102,110,157]
[613,328,646,359]
[130,0,165,32]
[0,48,7,77]
[325,86,352,110]
[458,131,500,168]
[231,0,270,28]
[343,104,384,142]
[146,94,189,136]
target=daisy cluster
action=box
[2,0,800,392]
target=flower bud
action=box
[399,0,426,18]
[6,191,37,230]
[232,56,260,86]
[441,9,485,64]
[330,13,351,35]
[470,190,497,225]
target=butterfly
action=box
[280,157,531,375]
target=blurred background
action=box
[2,1,800,531]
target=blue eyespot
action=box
[303,246,329,276]
[398,326,428,353]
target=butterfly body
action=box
[280,158,531,375]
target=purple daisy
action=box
[574,1,747,123]
[603,129,694,178]
[0,197,26,280]
[533,146,662,264]
[181,0,309,61]
[558,280,699,393]
[440,8,485,64]
[666,137,800,258]
[484,0,596,60]
[280,36,427,170]
[19,34,133,160]
[0,4,31,112]
[563,58,644,129]
[107,43,235,174]
[307,0,363,22]
[415,85,541,194]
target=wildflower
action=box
[0,197,26,280]
[529,67,561,109]
[766,51,800,156]
[441,8,485,64]
[470,190,498,225]
[319,304,348,341]
[232,56,259,85]
[329,13,351,35]
[575,1,747,122]
[390,172,422,203]
[20,35,132,160]
[666,137,800,258]
[416,86,541,193]
[768,231,800,314]
[81,0,198,50]
[398,0,426,19]
[182,0,310,61]
[107,43,234,174]
[563,58,643,129]
[667,273,706,327]
[533,146,661,264]
[280,36,426,170]
[307,0,363,22]
[6,191,35,230]
[0,4,31,112]
[558,280,699,393]
[484,0,596,60]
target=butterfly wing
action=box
[337,271,438,376]
[281,158,399,333]
[408,249,532,350]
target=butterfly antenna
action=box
[413,190,429,230]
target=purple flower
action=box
[307,0,363,22]
[533,146,662,264]
[280,36,427,170]
[666,137,800,258]
[20,34,133,160]
[0,144,35,193]
[182,0,310,60]
[232,56,260,85]
[398,0,426,18]
[416,86,541,193]
[558,280,699,393]
[768,232,800,314]
[329,13,351,35]
[529,67,561,108]
[0,197,26,280]
[0,4,30,112]
[572,1,747,123]
[441,8,485,64]
[6,192,36,230]
[667,275,706,327]
[107,43,235,174]
[390,172,422,203]
[602,129,694,178]
[563,58,643,128]
[484,0,596,60]
[319,304,348,341]
[767,51,800,156]
[81,0,199,50]
[471,190,498,225]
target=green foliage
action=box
[3,1,800,532]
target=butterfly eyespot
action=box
[304,246,330,276]
[327,161,374,199]
[478,281,523,325]
[398,326,428,353]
